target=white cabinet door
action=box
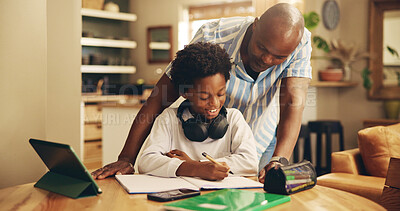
[102,106,140,167]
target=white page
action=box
[181,175,263,190]
[115,174,199,194]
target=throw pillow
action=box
[358,123,400,177]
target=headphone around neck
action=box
[177,100,229,142]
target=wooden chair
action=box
[308,120,344,176]
[292,124,311,163]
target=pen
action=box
[202,152,234,174]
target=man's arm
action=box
[273,28,312,159]
[258,77,309,182]
[275,77,310,158]
[92,74,179,179]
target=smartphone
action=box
[147,188,200,202]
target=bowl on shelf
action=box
[319,69,343,81]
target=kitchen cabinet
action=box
[102,104,141,170]
[82,95,141,169]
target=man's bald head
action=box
[258,3,304,45]
[241,3,305,73]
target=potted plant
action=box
[304,12,369,82]
[327,39,369,81]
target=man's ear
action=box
[252,17,258,30]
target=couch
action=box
[317,123,400,204]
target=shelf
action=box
[149,42,171,50]
[81,8,137,21]
[81,37,137,49]
[81,65,136,74]
[310,81,358,88]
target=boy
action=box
[138,42,258,180]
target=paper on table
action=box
[181,175,263,190]
[115,175,198,194]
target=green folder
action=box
[164,189,290,211]
[30,139,102,199]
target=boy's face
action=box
[184,73,227,120]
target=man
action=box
[92,3,311,183]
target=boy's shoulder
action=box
[156,107,180,123]
[226,107,242,115]
[225,108,245,122]
[160,107,179,117]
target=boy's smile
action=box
[183,73,227,121]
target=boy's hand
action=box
[176,161,230,181]
[166,149,193,162]
[197,161,230,181]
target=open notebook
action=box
[115,174,263,194]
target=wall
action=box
[46,0,82,153]
[0,0,81,188]
[305,0,383,149]
[336,0,383,148]
[129,0,177,84]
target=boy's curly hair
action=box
[170,42,232,94]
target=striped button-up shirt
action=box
[166,17,312,158]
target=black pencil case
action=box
[264,160,317,195]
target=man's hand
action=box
[91,160,134,180]
[258,161,283,183]
[165,149,193,162]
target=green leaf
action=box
[361,67,372,90]
[313,36,330,53]
[303,12,319,30]
[387,46,399,58]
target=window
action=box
[188,1,253,39]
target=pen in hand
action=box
[202,152,234,174]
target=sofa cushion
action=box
[317,173,385,203]
[358,123,400,177]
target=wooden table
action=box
[0,178,385,210]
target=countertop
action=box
[82,94,144,108]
